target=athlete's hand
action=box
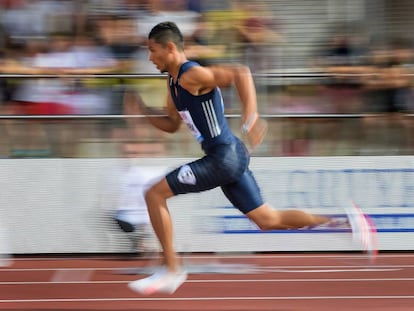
[246,117,268,151]
[123,89,150,128]
[123,89,146,115]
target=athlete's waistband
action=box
[201,136,243,154]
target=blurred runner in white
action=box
[114,142,166,256]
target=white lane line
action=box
[8,253,414,261]
[50,269,93,282]
[0,267,113,271]
[1,277,414,285]
[262,268,401,273]
[1,265,412,271]
[1,296,414,303]
[187,277,413,282]
[256,264,414,269]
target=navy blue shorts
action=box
[166,138,264,214]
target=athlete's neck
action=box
[168,54,188,79]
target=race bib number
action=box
[179,110,203,142]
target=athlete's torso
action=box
[169,61,236,151]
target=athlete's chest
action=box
[169,79,196,110]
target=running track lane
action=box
[0,253,413,311]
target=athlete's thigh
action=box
[221,168,264,214]
[165,156,232,195]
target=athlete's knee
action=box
[144,186,163,205]
[247,207,284,231]
[144,186,155,201]
[255,219,284,231]
[144,179,174,204]
[255,221,273,231]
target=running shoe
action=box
[302,215,349,230]
[128,266,188,295]
[344,201,378,262]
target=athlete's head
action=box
[148,21,184,51]
[148,22,184,73]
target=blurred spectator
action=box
[320,34,355,67]
[1,29,120,157]
[65,32,119,114]
[359,37,414,154]
[362,38,413,114]
[11,33,79,115]
[0,48,15,113]
[116,87,168,156]
[233,0,283,72]
[91,11,155,144]
[1,0,76,45]
[184,14,226,66]
[134,0,200,40]
[187,0,203,13]
[86,0,145,18]
[2,30,119,115]
[95,14,142,64]
[313,31,370,114]
[3,37,60,157]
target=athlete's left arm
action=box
[180,64,258,126]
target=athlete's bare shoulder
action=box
[179,65,215,95]
[180,64,236,94]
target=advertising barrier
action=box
[1,156,414,254]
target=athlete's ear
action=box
[166,41,176,53]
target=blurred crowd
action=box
[0,0,280,115]
[0,0,413,158]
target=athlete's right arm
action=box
[147,92,182,133]
[123,86,182,133]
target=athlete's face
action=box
[148,39,170,73]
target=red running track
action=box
[1,253,414,311]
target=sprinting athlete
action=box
[126,21,367,295]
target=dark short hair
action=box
[148,21,184,51]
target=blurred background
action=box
[0,0,413,158]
